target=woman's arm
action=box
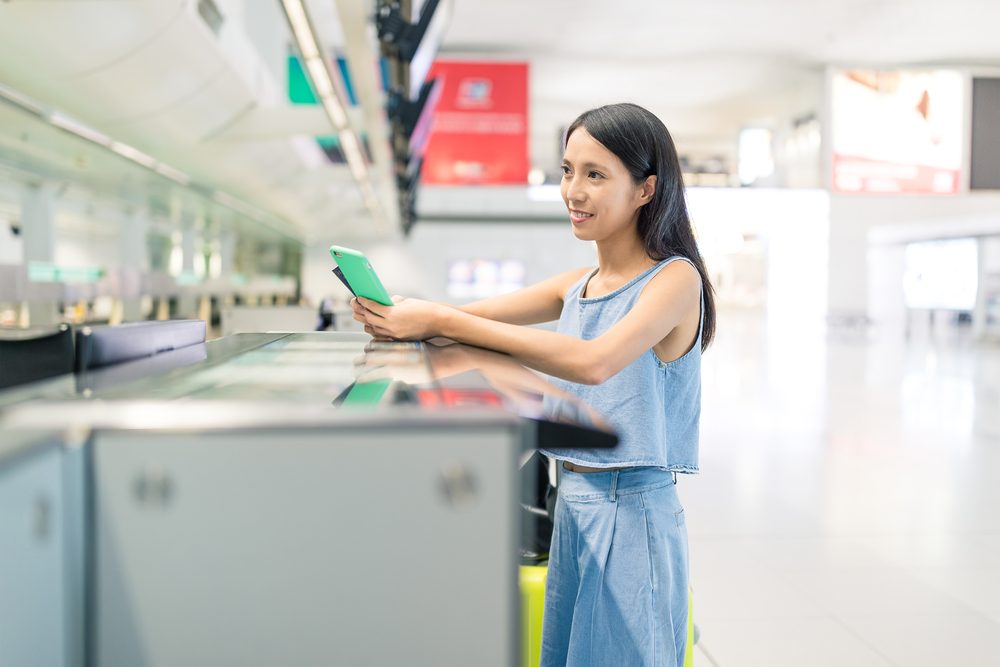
[357,260,701,385]
[450,267,593,325]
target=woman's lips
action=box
[569,210,594,224]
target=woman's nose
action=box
[564,175,586,203]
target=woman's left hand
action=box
[355,296,447,341]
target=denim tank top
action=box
[539,257,702,472]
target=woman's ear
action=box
[639,175,657,204]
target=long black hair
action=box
[566,102,716,350]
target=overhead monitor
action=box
[388,77,443,158]
[388,77,440,236]
[407,0,451,99]
[376,0,452,101]
[408,77,442,157]
[831,69,965,195]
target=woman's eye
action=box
[561,166,571,175]
[588,171,601,179]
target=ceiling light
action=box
[0,83,45,115]
[281,0,319,58]
[305,57,335,100]
[48,111,111,146]
[109,141,158,169]
[1,81,298,241]
[360,182,379,211]
[320,97,348,129]
[280,0,386,231]
[154,163,192,186]
[339,130,368,180]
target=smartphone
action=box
[332,379,393,408]
[329,245,393,306]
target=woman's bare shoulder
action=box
[551,266,595,299]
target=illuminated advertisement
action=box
[422,61,529,185]
[831,69,964,195]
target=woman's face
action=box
[560,127,653,243]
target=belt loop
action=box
[609,470,619,501]
[672,470,677,485]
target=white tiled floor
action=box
[685,311,1000,666]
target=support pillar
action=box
[119,209,149,322]
[21,184,59,327]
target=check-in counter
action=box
[0,332,615,667]
[0,430,85,667]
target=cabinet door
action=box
[0,446,67,667]
[94,426,520,667]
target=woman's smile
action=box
[569,208,594,224]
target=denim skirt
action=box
[540,466,689,667]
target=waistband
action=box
[558,465,676,501]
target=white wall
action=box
[828,192,1000,317]
[52,214,121,270]
[0,218,21,265]
[407,221,598,303]
[303,188,832,333]
[867,243,907,337]
[300,220,599,308]
[300,239,437,307]
[687,188,830,328]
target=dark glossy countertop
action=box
[0,332,617,463]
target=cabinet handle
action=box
[438,462,478,507]
[133,464,175,508]
[32,496,51,542]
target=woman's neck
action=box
[594,227,653,279]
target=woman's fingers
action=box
[371,324,396,340]
[353,297,384,321]
[364,324,394,341]
[356,299,394,338]
[352,301,368,324]
[357,297,389,318]
[360,311,387,329]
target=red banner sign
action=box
[422,61,529,185]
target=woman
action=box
[354,102,715,667]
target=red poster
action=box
[421,61,529,185]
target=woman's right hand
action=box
[350,297,366,323]
[352,297,392,339]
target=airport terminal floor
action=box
[687,311,1000,665]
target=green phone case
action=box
[329,245,393,306]
[337,379,392,407]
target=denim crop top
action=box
[539,257,702,472]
